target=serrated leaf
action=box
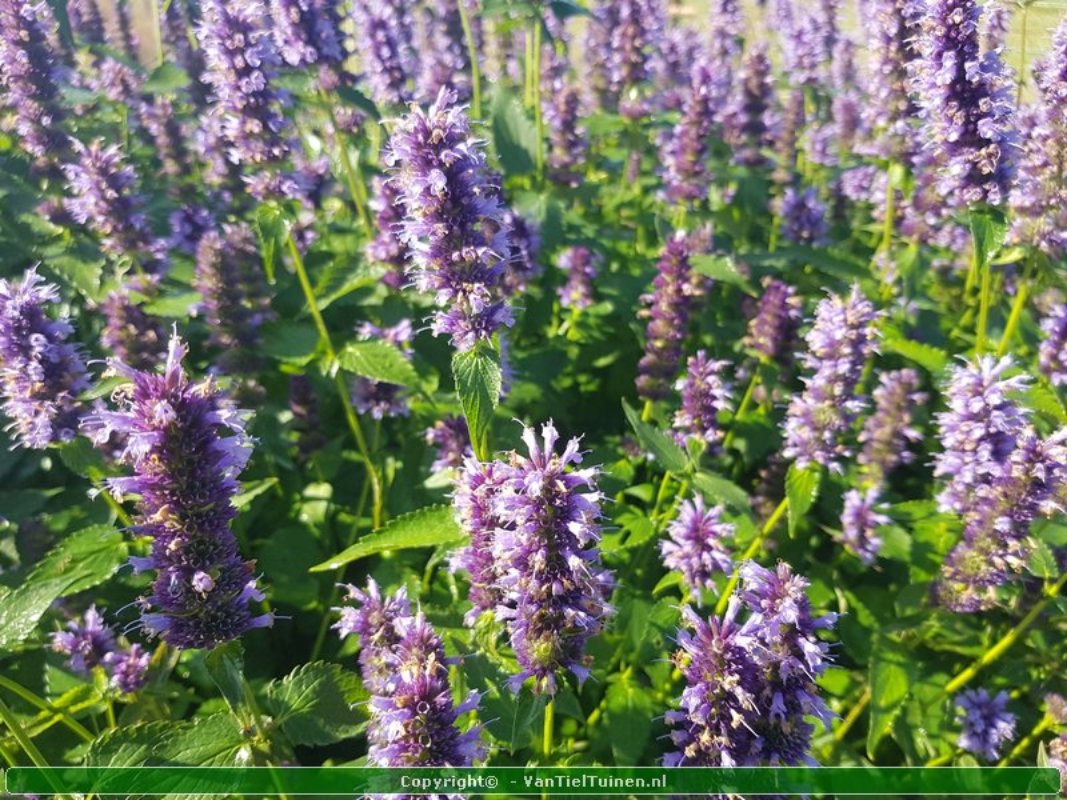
[86,714,246,768]
[264,662,366,746]
[690,254,754,292]
[1024,384,1067,424]
[452,346,502,461]
[785,462,821,537]
[259,321,320,364]
[310,504,465,571]
[692,471,751,511]
[969,207,1008,270]
[1027,540,1058,579]
[142,62,189,93]
[621,399,688,474]
[28,523,126,595]
[142,290,201,318]
[0,576,80,654]
[490,90,537,176]
[204,642,246,716]
[867,633,914,758]
[604,673,655,765]
[882,337,949,374]
[337,340,418,387]
[56,436,107,475]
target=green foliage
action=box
[264,662,366,746]
[310,505,465,571]
[452,344,503,461]
[337,340,420,387]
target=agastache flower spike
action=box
[840,488,890,564]
[366,175,411,290]
[268,0,343,68]
[452,456,512,623]
[956,689,1017,760]
[414,0,475,102]
[352,0,416,105]
[50,605,116,673]
[744,278,803,367]
[81,335,272,649]
[859,0,923,159]
[858,368,927,484]
[333,578,411,692]
[544,82,587,187]
[101,291,167,372]
[723,45,776,168]
[661,59,717,205]
[425,414,471,473]
[0,0,70,166]
[1039,305,1067,387]
[672,350,733,448]
[777,186,830,246]
[660,496,734,599]
[783,286,882,472]
[386,87,513,351]
[500,210,542,296]
[102,643,151,694]
[557,246,601,311]
[0,268,89,448]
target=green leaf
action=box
[232,478,279,510]
[1027,540,1058,579]
[28,523,126,595]
[1023,384,1067,424]
[882,337,950,375]
[0,577,80,654]
[690,254,754,293]
[621,399,689,474]
[785,462,821,537]
[57,436,107,475]
[204,642,246,716]
[867,633,914,758]
[142,62,189,93]
[337,340,419,387]
[692,471,751,511]
[969,207,1008,270]
[259,321,320,364]
[86,714,246,768]
[490,90,537,176]
[604,672,655,765]
[254,203,289,283]
[142,290,200,318]
[264,662,366,746]
[336,85,380,120]
[452,345,502,461]
[309,504,465,571]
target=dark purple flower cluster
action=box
[161,0,208,106]
[1039,305,1067,387]
[557,246,600,311]
[955,688,1017,760]
[773,0,838,88]
[63,140,168,275]
[912,0,1016,207]
[652,26,703,112]
[723,45,776,168]
[452,423,614,694]
[777,186,830,246]
[195,223,275,376]
[415,0,474,102]
[585,0,665,112]
[783,286,882,471]
[665,561,835,766]
[268,0,343,68]
[51,605,150,693]
[367,176,410,291]
[660,496,733,599]
[544,83,587,187]
[353,0,416,105]
[501,210,542,296]
[0,268,88,448]
[672,350,733,448]
[101,290,167,372]
[840,488,890,564]
[425,414,471,474]
[386,88,512,351]
[636,231,709,402]
[744,278,803,366]
[858,368,926,484]
[82,335,272,649]
[0,0,70,166]
[288,374,324,461]
[334,580,485,768]
[351,320,414,420]
[661,59,717,205]
[859,0,923,159]
[140,97,191,181]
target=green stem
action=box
[335,134,371,230]
[832,687,870,744]
[713,496,788,615]
[542,699,554,761]
[0,696,64,800]
[975,255,994,354]
[286,232,383,528]
[943,572,1067,697]
[457,0,481,120]
[723,370,760,449]
[532,18,544,184]
[996,257,1032,357]
[999,713,1052,766]
[640,399,654,423]
[0,676,94,743]
[1017,2,1029,105]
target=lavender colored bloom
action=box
[1049,735,1067,786]
[557,246,600,311]
[912,0,1016,207]
[195,224,274,375]
[102,643,151,693]
[773,0,838,87]
[979,0,1011,54]
[840,488,889,564]
[858,368,927,483]
[161,0,208,106]
[353,0,416,105]
[51,605,116,673]
[636,231,709,402]
[956,689,1016,760]
[63,139,168,275]
[168,205,215,255]
[269,0,342,67]
[661,59,716,205]
[783,286,882,472]
[859,0,923,159]
[705,0,743,110]
[933,356,1029,516]
[500,210,541,296]
[197,0,291,170]
[585,0,664,112]
[723,45,776,168]
[744,278,802,366]
[0,0,70,165]
[544,82,587,187]
[288,374,324,461]
[101,291,167,372]
[773,89,806,185]
[386,88,513,351]
[139,97,189,181]
[350,320,414,420]
[82,335,272,649]
[653,25,703,112]
[105,0,138,59]
[425,414,471,473]
[660,496,733,598]
[414,0,474,102]
[333,579,411,692]
[367,176,410,290]
[67,0,105,45]
[777,186,830,246]
[1039,305,1067,387]
[452,456,511,623]
[0,268,89,448]
[672,351,733,448]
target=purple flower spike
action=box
[859,0,922,159]
[81,335,272,650]
[414,0,475,102]
[783,286,882,472]
[501,210,542,296]
[268,0,343,68]
[840,488,890,564]
[452,456,512,624]
[557,246,601,311]
[102,291,167,372]
[672,351,733,449]
[103,643,151,693]
[350,320,414,420]
[386,87,513,350]
[425,414,471,474]
[956,689,1016,760]
[1040,305,1067,387]
[333,578,411,693]
[51,605,117,673]
[661,59,717,205]
[933,356,1028,516]
[544,82,587,187]
[723,45,776,168]
[367,176,411,290]
[636,231,709,402]
[0,0,70,166]
[0,268,89,448]
[744,278,803,367]
[858,368,927,483]
[777,186,830,246]
[912,0,1016,207]
[661,496,734,598]
[352,0,416,105]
